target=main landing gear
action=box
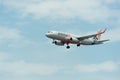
[66,44,80,49]
[77,44,80,47]
[66,45,70,49]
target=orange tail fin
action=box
[97,30,102,40]
[97,28,107,40]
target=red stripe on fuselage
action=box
[62,40,80,44]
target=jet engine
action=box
[86,37,97,45]
[65,37,79,43]
[54,40,64,46]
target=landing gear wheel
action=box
[91,43,95,45]
[77,44,80,47]
[52,40,55,44]
[66,46,70,49]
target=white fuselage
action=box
[45,31,97,45]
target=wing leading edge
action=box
[77,28,107,41]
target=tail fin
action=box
[97,30,102,40]
[97,28,107,40]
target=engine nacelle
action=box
[54,40,64,46]
[71,37,79,42]
[81,38,96,45]
[65,37,79,43]
[65,37,71,40]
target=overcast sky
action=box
[0,0,120,80]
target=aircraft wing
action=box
[77,28,107,41]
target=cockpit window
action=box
[48,31,54,33]
[48,31,57,33]
[48,31,53,33]
[48,31,50,33]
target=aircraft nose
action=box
[45,33,50,37]
[45,33,48,36]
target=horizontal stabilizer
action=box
[97,39,110,44]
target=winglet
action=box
[103,28,107,33]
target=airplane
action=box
[45,29,109,49]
